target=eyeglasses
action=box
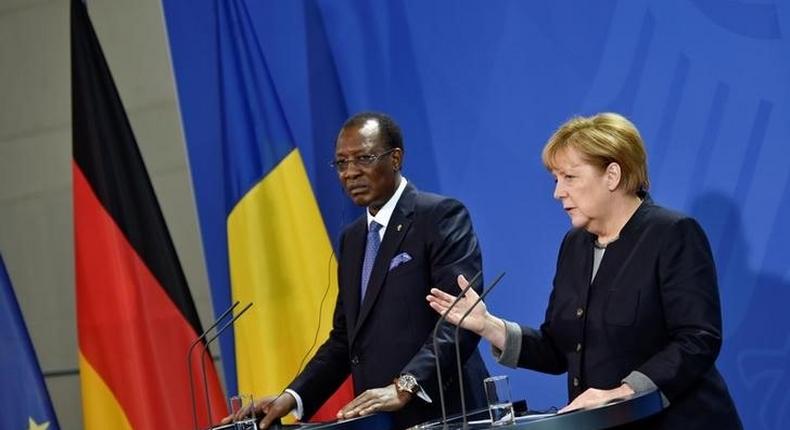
[330,148,397,172]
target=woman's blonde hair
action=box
[542,112,649,195]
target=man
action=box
[234,112,489,429]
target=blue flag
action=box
[0,254,60,430]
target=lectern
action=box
[416,390,664,430]
[227,390,662,430]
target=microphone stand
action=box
[188,301,240,430]
[455,272,505,429]
[431,271,482,429]
[202,302,254,428]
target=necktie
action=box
[360,221,383,302]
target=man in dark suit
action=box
[249,112,489,429]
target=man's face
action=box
[334,120,402,213]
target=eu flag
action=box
[0,253,60,430]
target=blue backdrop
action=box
[162,1,790,428]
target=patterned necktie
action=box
[360,221,383,302]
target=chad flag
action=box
[217,0,352,420]
[163,0,354,421]
[71,1,225,428]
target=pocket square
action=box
[389,252,412,271]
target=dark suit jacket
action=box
[289,183,489,429]
[516,200,741,429]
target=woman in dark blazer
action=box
[427,113,741,429]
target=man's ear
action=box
[391,148,403,171]
[605,162,622,191]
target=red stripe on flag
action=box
[309,376,354,422]
[74,163,226,429]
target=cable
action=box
[294,249,335,375]
[255,195,351,425]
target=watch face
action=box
[398,374,417,393]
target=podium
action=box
[504,389,664,430]
[233,390,662,430]
[416,390,664,430]
[209,413,392,430]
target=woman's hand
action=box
[558,384,635,413]
[426,274,489,334]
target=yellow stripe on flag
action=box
[79,352,133,430]
[228,149,339,398]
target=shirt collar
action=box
[366,176,408,232]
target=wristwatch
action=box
[395,374,418,395]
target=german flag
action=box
[71,1,226,428]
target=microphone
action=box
[431,270,482,428]
[188,301,241,430]
[201,302,254,428]
[455,272,505,429]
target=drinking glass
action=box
[484,375,515,426]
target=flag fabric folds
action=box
[71,1,225,428]
[0,254,60,430]
[162,0,354,420]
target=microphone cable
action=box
[295,190,350,375]
[254,199,350,426]
[293,248,336,375]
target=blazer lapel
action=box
[352,184,417,342]
[577,232,595,303]
[591,202,649,289]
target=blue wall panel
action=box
[163,1,790,427]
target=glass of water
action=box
[484,375,515,426]
[228,394,257,429]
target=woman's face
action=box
[550,147,612,233]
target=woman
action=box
[427,113,741,428]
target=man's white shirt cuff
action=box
[283,388,304,419]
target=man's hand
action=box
[558,384,635,413]
[336,384,411,419]
[220,392,297,429]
